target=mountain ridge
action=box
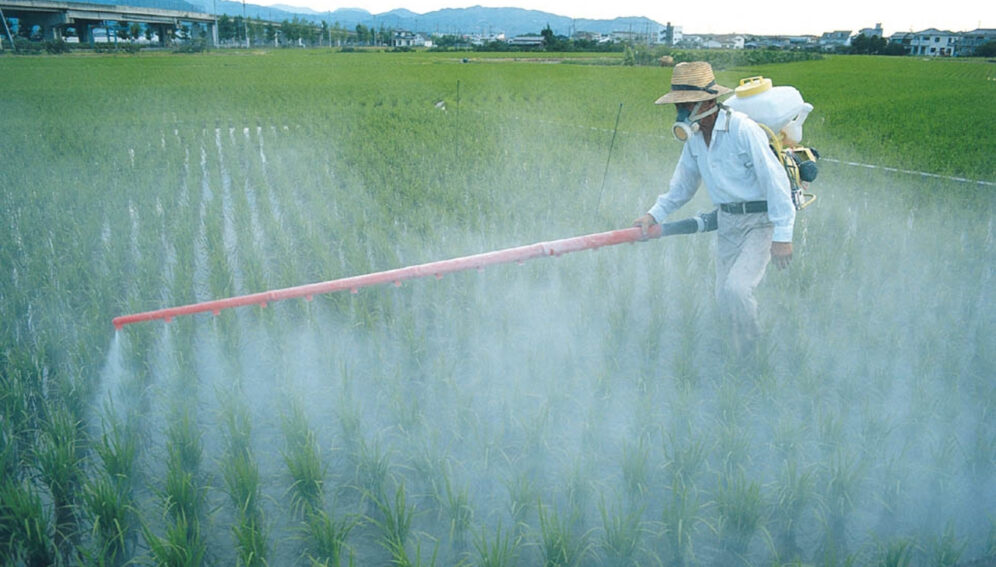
[77,0,664,37]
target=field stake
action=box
[111,224,665,330]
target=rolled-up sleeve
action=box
[743,122,795,242]
[649,145,701,223]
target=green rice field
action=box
[1,50,994,566]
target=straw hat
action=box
[654,61,732,104]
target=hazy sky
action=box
[258,0,992,35]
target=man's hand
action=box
[771,241,793,270]
[633,214,657,239]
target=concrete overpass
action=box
[0,0,216,45]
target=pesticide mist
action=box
[0,51,993,566]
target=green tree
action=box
[218,14,236,42]
[883,42,907,56]
[378,26,391,46]
[850,33,888,54]
[976,40,996,57]
[541,24,555,48]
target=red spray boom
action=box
[111,212,717,330]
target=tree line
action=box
[215,14,397,47]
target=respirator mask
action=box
[672,101,719,142]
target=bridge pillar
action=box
[155,22,170,46]
[76,21,93,44]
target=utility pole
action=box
[0,7,16,51]
[242,0,248,47]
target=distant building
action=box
[657,22,682,45]
[392,30,432,48]
[701,34,744,49]
[958,28,996,56]
[888,31,914,53]
[610,30,651,44]
[573,30,612,43]
[908,28,959,56]
[819,30,852,50]
[506,35,543,47]
[744,35,815,49]
[856,23,884,39]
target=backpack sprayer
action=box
[726,76,819,210]
[111,76,817,330]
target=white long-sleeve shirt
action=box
[648,108,796,242]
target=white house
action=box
[392,31,432,48]
[909,28,959,56]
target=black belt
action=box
[720,201,767,214]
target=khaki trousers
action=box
[715,210,773,351]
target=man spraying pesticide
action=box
[633,62,817,357]
[111,65,817,332]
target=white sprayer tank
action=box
[724,76,813,145]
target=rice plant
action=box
[928,524,965,567]
[873,537,913,567]
[34,404,85,552]
[82,472,135,565]
[597,497,646,567]
[504,473,538,533]
[158,408,206,562]
[662,433,706,485]
[144,512,207,567]
[232,512,269,567]
[0,477,58,566]
[659,474,701,567]
[94,414,139,492]
[770,460,813,561]
[368,483,419,566]
[620,438,651,502]
[537,500,592,567]
[302,509,357,567]
[282,419,327,518]
[166,410,203,477]
[437,468,473,548]
[352,438,392,509]
[715,469,765,560]
[472,521,521,567]
[819,450,866,553]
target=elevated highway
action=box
[0,0,216,45]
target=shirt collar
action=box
[687,108,731,157]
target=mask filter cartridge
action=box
[672,101,718,142]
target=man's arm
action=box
[647,145,702,224]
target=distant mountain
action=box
[329,6,662,37]
[91,0,202,13]
[83,0,663,37]
[268,3,322,14]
